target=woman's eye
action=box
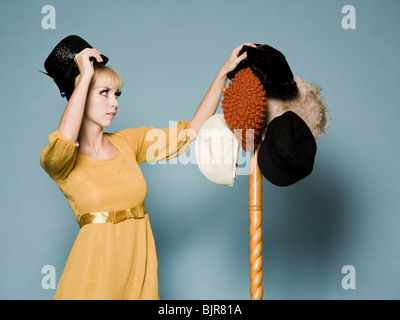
[100,89,121,98]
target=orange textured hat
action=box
[221,67,267,151]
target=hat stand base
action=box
[249,145,263,300]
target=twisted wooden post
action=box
[249,144,263,300]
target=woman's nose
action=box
[110,96,119,108]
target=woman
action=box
[40,42,256,299]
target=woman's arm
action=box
[57,48,103,143]
[189,43,256,141]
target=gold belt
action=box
[77,204,147,229]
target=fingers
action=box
[219,42,257,76]
[231,51,247,67]
[74,48,103,63]
[231,42,256,59]
[236,51,248,64]
[90,48,103,63]
[73,48,103,77]
[237,43,256,51]
[243,42,257,48]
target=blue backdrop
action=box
[1,0,399,299]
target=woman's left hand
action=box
[220,43,257,75]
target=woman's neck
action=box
[78,121,105,155]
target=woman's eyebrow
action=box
[95,87,113,92]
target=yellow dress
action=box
[40,120,191,300]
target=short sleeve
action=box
[40,130,79,181]
[118,119,191,163]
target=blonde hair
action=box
[75,64,123,91]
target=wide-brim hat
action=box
[42,35,109,99]
[257,111,317,187]
[195,114,240,186]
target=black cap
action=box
[257,111,317,186]
[227,44,298,98]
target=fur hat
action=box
[257,78,329,186]
[266,76,329,141]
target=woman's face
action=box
[84,78,121,128]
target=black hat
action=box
[42,35,109,99]
[227,44,298,98]
[257,111,317,187]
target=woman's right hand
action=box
[73,48,103,78]
[57,48,103,143]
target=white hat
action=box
[195,114,240,186]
